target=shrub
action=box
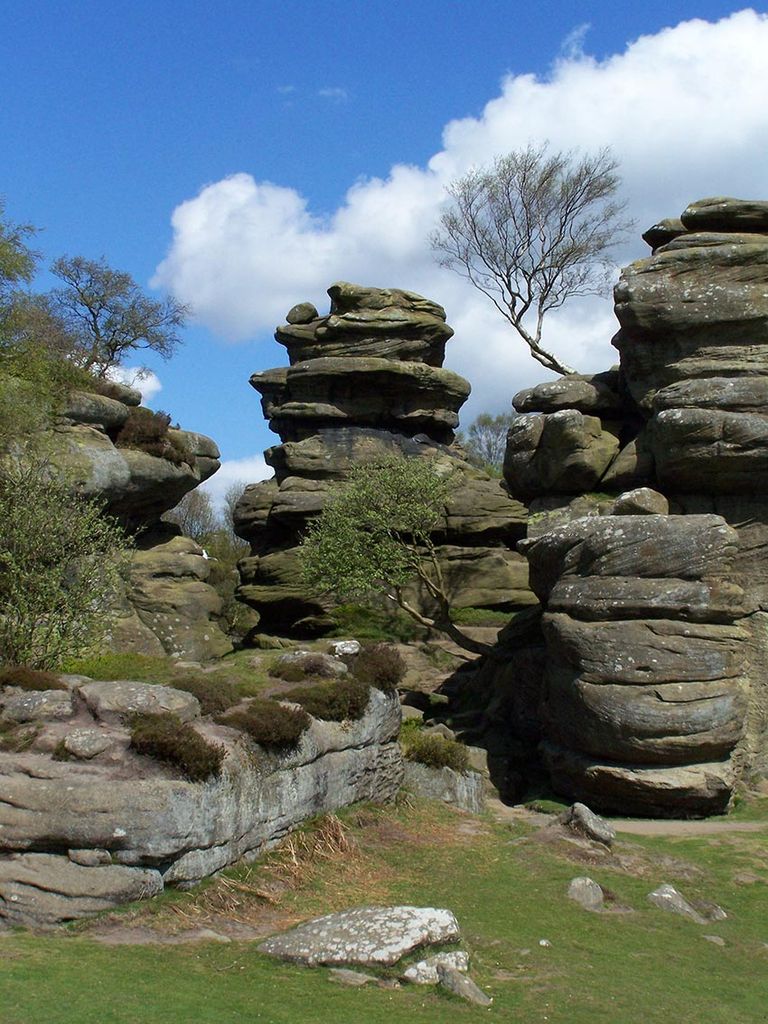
[129,712,224,782]
[114,407,189,466]
[404,732,470,773]
[170,675,240,717]
[281,677,370,722]
[0,461,130,670]
[217,698,309,751]
[352,643,406,693]
[0,666,68,691]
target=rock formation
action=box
[488,197,768,816]
[0,675,401,925]
[41,382,230,660]
[234,282,534,636]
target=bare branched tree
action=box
[431,144,631,376]
[50,255,187,377]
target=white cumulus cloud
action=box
[106,366,163,404]
[155,9,768,422]
[200,454,271,513]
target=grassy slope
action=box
[3,796,768,1024]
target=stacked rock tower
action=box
[234,282,535,636]
[495,198,768,816]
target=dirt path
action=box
[487,798,767,836]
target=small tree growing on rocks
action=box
[431,144,630,376]
[299,456,493,656]
[0,460,130,669]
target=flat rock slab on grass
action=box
[436,963,493,1007]
[402,950,470,984]
[328,968,378,987]
[258,906,460,967]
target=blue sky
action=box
[3,1,768,502]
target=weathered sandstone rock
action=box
[0,681,402,925]
[235,283,536,635]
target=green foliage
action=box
[129,712,224,782]
[0,324,100,451]
[0,666,68,691]
[0,199,38,309]
[404,731,470,772]
[114,407,189,465]
[300,455,455,604]
[49,255,187,377]
[168,675,240,717]
[351,642,406,693]
[329,603,423,643]
[0,460,130,670]
[281,677,370,722]
[61,652,175,683]
[218,698,310,750]
[451,606,512,626]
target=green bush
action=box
[404,732,469,773]
[351,643,406,693]
[281,677,370,722]
[114,407,189,466]
[0,460,130,670]
[129,712,224,782]
[0,666,68,691]
[170,675,241,717]
[217,698,309,751]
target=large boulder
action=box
[525,514,749,815]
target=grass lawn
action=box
[3,795,768,1024]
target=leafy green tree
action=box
[49,255,188,377]
[299,456,493,655]
[0,460,130,669]
[0,199,38,305]
[458,411,517,474]
[431,144,630,376]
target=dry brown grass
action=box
[84,801,491,943]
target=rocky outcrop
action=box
[33,382,232,660]
[0,677,402,925]
[525,514,750,816]
[235,282,534,636]
[488,197,768,816]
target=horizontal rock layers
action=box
[0,679,401,926]
[499,197,768,815]
[235,282,534,636]
[48,383,231,660]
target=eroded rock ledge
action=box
[0,678,402,926]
